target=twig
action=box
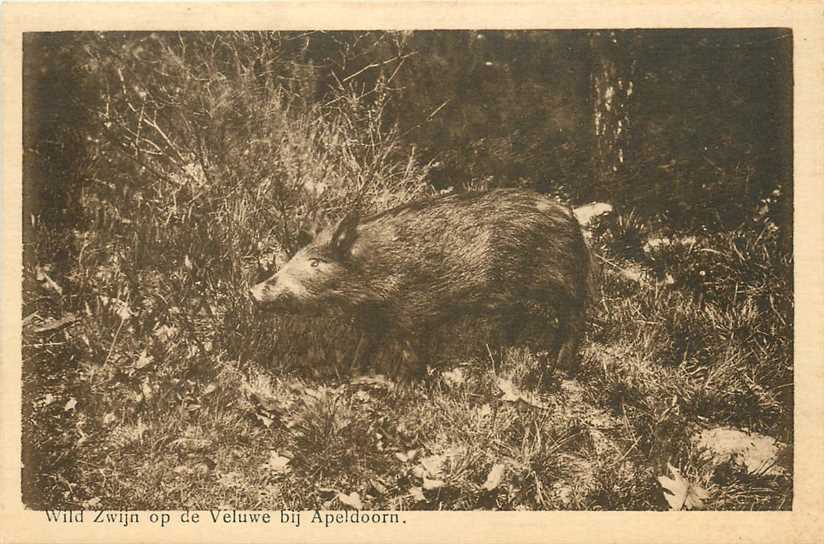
[485,344,497,376]
[399,100,451,140]
[615,435,641,465]
[34,314,78,334]
[24,341,67,348]
[341,52,418,83]
[427,100,450,120]
[103,318,126,366]
[594,253,623,271]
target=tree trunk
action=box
[590,31,640,200]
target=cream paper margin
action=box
[1,2,822,543]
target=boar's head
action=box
[249,212,360,313]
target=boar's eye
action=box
[308,258,323,268]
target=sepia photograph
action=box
[17,26,796,516]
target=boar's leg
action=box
[499,305,528,347]
[491,305,533,362]
[554,301,586,376]
[350,333,376,375]
[351,312,389,375]
[369,324,430,381]
[391,335,428,383]
[350,311,389,375]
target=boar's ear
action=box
[329,211,360,260]
[296,229,314,249]
[295,213,326,248]
[296,223,320,248]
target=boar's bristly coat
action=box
[250,189,593,376]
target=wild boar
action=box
[250,189,594,377]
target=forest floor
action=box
[21,222,793,511]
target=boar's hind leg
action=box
[392,337,427,383]
[554,302,585,376]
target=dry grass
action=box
[22,209,793,510]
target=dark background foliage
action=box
[24,30,792,233]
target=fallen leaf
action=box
[394,449,418,463]
[82,497,101,509]
[350,375,394,389]
[264,451,291,473]
[116,301,133,321]
[693,427,788,476]
[353,390,372,402]
[658,463,709,511]
[250,391,281,412]
[262,484,281,498]
[422,478,445,490]
[301,387,321,400]
[134,349,154,369]
[22,312,38,327]
[218,471,243,487]
[496,377,549,409]
[42,394,56,406]
[64,398,77,412]
[337,491,363,510]
[153,324,178,342]
[203,383,217,396]
[408,486,425,502]
[555,485,573,505]
[518,390,550,410]
[441,368,466,387]
[194,461,213,475]
[129,420,148,443]
[35,265,63,295]
[573,202,613,227]
[369,478,388,496]
[419,454,446,478]
[170,437,212,452]
[141,381,153,401]
[496,378,521,402]
[317,486,337,498]
[482,463,506,491]
[255,413,274,428]
[619,264,647,284]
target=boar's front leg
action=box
[378,323,430,381]
[350,332,382,376]
[350,310,390,375]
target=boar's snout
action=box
[249,278,275,305]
